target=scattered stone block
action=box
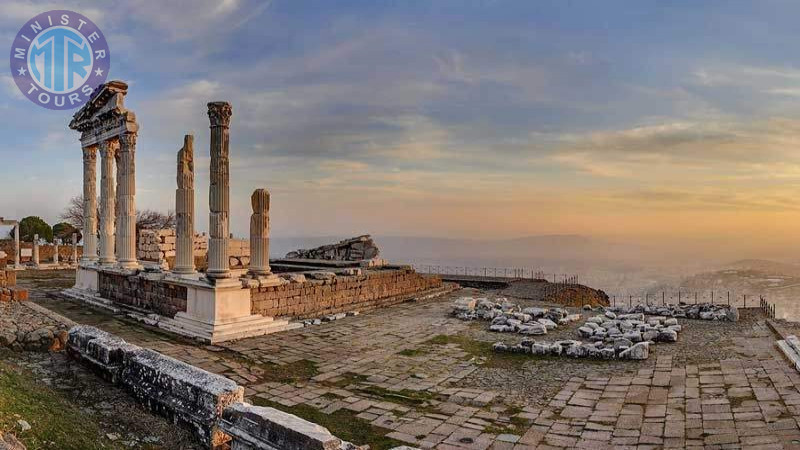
[219,402,364,450]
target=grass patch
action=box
[397,348,428,357]
[0,361,113,450]
[259,359,319,383]
[252,397,406,450]
[423,334,529,368]
[423,333,626,368]
[355,384,438,408]
[217,352,319,384]
[327,372,369,388]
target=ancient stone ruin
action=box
[67,325,372,449]
[61,81,447,343]
[0,253,27,302]
[285,235,381,262]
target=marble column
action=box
[32,234,39,266]
[53,240,59,264]
[117,133,138,268]
[13,224,19,268]
[72,233,78,264]
[174,134,196,274]
[206,102,233,280]
[81,146,98,263]
[248,189,272,276]
[98,140,117,265]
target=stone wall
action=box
[98,271,187,317]
[138,229,208,262]
[250,267,444,319]
[0,262,28,302]
[0,269,15,288]
[138,228,250,268]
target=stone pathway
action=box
[23,271,800,449]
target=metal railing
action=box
[607,291,767,309]
[412,264,578,283]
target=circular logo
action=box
[9,10,110,110]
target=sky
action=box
[3,1,800,251]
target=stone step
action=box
[777,338,800,372]
[60,288,120,313]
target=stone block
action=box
[220,402,344,450]
[67,325,137,383]
[122,348,244,447]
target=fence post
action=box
[662,291,665,306]
[727,291,730,306]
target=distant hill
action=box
[719,259,800,277]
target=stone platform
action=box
[31,272,800,450]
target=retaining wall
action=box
[98,272,188,317]
[250,267,443,318]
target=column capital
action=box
[82,146,97,161]
[98,140,116,158]
[119,132,137,151]
[207,102,233,128]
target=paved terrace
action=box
[23,271,800,449]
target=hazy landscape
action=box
[273,234,800,318]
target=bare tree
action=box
[136,209,176,233]
[60,195,88,230]
[61,195,175,235]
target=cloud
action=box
[551,118,800,180]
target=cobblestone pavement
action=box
[24,272,800,449]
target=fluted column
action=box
[53,240,59,264]
[117,133,138,268]
[13,224,19,268]
[248,189,272,276]
[98,140,117,265]
[174,134,196,274]
[72,233,78,265]
[206,102,233,280]
[32,234,39,266]
[81,146,98,263]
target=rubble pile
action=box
[452,297,581,335]
[493,338,650,360]
[285,235,380,261]
[577,311,682,344]
[606,303,739,322]
[480,303,685,362]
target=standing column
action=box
[206,102,233,280]
[117,133,138,268]
[53,240,59,264]
[248,189,272,276]
[98,140,117,265]
[174,134,196,274]
[32,234,39,266]
[81,146,98,263]
[13,223,20,268]
[71,233,78,265]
